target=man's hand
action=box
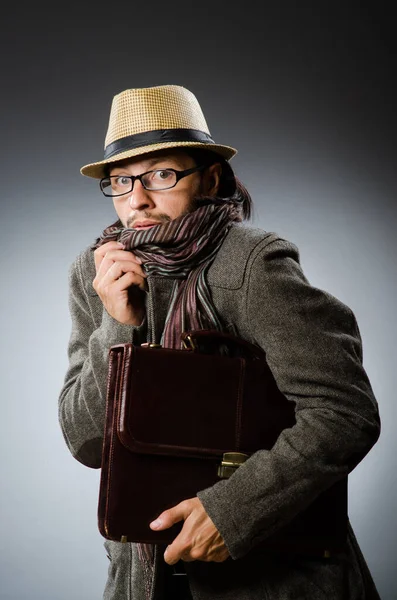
[149,497,230,565]
[93,241,147,326]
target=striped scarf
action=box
[94,199,242,596]
[93,199,242,348]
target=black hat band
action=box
[104,128,215,159]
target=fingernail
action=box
[150,519,162,529]
[117,242,124,248]
[135,256,142,264]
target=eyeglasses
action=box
[100,164,207,197]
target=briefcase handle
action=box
[181,329,266,361]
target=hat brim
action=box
[80,141,237,179]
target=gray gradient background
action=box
[1,3,396,599]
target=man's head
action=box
[104,148,223,229]
[81,84,252,223]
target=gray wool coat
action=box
[58,222,381,600]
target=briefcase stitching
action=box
[104,346,128,538]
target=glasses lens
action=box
[142,169,177,190]
[101,176,133,196]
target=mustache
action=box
[125,194,216,228]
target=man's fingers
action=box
[164,541,191,565]
[114,270,148,293]
[150,502,188,531]
[101,249,143,264]
[95,248,142,275]
[98,260,146,289]
[94,242,124,271]
[95,250,143,284]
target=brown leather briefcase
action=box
[98,329,347,558]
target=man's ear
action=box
[205,163,222,196]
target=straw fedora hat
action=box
[80,85,238,179]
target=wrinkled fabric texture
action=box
[58,222,381,599]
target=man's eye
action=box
[115,176,131,186]
[154,170,172,180]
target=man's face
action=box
[108,149,221,229]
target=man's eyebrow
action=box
[111,157,177,173]
[144,157,170,168]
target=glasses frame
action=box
[99,164,208,197]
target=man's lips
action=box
[132,220,162,229]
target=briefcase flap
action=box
[111,342,296,461]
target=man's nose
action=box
[128,178,155,210]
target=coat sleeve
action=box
[58,251,148,468]
[196,237,381,560]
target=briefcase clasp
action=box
[218,452,249,478]
[182,334,198,350]
[141,343,163,348]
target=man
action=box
[58,84,381,599]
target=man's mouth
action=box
[132,220,162,229]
